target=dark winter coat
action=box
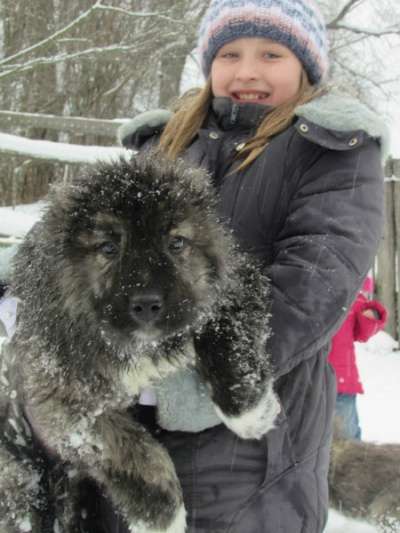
[101,92,386,533]
[328,291,387,394]
[0,90,386,532]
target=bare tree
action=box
[319,0,400,101]
[0,0,62,204]
[0,0,208,204]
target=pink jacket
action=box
[328,292,387,394]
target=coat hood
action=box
[296,92,390,162]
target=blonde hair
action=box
[159,72,323,171]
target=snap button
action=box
[209,131,219,140]
[299,123,309,133]
[236,142,246,151]
[348,137,358,146]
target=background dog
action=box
[329,431,400,531]
[0,153,279,533]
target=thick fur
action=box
[329,437,400,531]
[0,153,278,533]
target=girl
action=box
[329,276,387,440]
[115,1,387,532]
[0,0,386,531]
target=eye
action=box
[98,241,119,257]
[220,52,239,59]
[264,52,281,59]
[168,236,187,254]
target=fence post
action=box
[376,158,399,341]
[394,163,400,342]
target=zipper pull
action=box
[230,103,239,125]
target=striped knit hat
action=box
[198,0,329,86]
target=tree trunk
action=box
[0,0,60,205]
[158,48,187,108]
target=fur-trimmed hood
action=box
[296,92,390,162]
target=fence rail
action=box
[0,110,126,138]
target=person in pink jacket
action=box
[328,276,387,440]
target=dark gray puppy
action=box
[329,436,400,531]
[0,153,279,533]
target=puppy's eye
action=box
[168,236,187,253]
[98,241,119,257]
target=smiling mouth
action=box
[232,92,271,102]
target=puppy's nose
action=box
[130,293,164,325]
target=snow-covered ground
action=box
[0,204,399,532]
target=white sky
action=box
[387,107,400,157]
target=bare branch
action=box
[0,1,102,67]
[0,34,183,81]
[329,23,400,37]
[327,0,367,28]
[330,33,375,52]
[95,4,187,25]
[0,1,188,75]
[334,57,392,95]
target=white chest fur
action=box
[121,339,196,397]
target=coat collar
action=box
[210,97,273,132]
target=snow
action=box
[0,131,128,164]
[0,201,44,238]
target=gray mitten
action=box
[155,366,221,432]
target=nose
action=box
[130,293,164,325]
[235,60,259,81]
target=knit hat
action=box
[198,0,329,86]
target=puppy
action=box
[0,153,279,533]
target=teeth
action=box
[235,93,268,100]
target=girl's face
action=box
[211,37,303,107]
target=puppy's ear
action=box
[46,174,95,234]
[176,161,214,208]
[47,180,74,215]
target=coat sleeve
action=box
[266,138,384,378]
[354,299,388,342]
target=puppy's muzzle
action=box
[130,292,164,326]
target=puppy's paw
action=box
[214,381,281,440]
[129,504,186,533]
